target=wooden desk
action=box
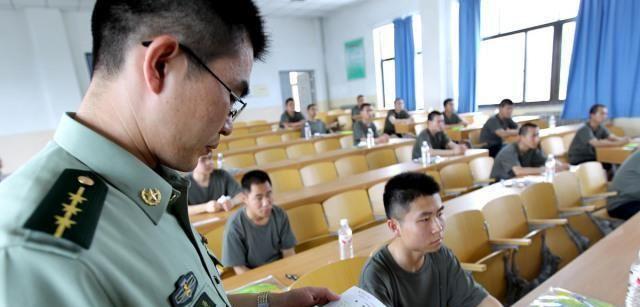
[221,134,343,157]
[515,213,640,306]
[221,127,301,144]
[596,144,638,164]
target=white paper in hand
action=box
[323,286,385,307]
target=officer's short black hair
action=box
[241,170,272,192]
[499,99,514,108]
[307,103,317,111]
[589,103,606,115]
[91,0,267,77]
[360,103,372,111]
[519,122,538,136]
[383,172,441,220]
[443,98,454,108]
[427,111,443,121]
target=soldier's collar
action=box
[54,113,173,225]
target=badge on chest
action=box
[169,272,199,307]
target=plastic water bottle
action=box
[216,153,224,169]
[366,128,374,148]
[304,121,312,140]
[544,154,556,182]
[421,141,431,166]
[338,219,354,260]
[549,115,556,128]
[625,250,640,306]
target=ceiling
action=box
[0,0,367,16]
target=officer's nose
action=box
[220,117,233,136]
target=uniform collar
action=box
[53,113,174,225]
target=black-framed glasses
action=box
[142,41,247,121]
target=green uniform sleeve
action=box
[1,247,112,306]
[443,248,488,307]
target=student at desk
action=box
[568,104,630,166]
[412,111,467,159]
[186,153,244,216]
[351,94,365,122]
[301,103,329,137]
[383,97,413,137]
[279,97,306,129]
[353,103,390,146]
[479,99,519,157]
[222,170,297,275]
[359,172,501,307]
[443,98,469,127]
[491,123,568,180]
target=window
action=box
[477,0,579,105]
[373,15,424,109]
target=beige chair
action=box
[204,224,234,279]
[367,181,387,217]
[373,118,385,133]
[521,182,580,268]
[224,153,256,168]
[212,142,228,153]
[290,257,369,294]
[562,133,575,151]
[394,144,414,163]
[425,170,446,199]
[300,162,338,186]
[339,135,354,149]
[281,131,302,142]
[414,123,428,135]
[249,126,271,134]
[439,162,476,196]
[246,120,267,126]
[445,210,511,302]
[327,109,345,116]
[334,155,369,177]
[468,156,495,185]
[365,149,397,169]
[286,143,316,160]
[231,127,250,136]
[256,135,282,146]
[270,168,304,193]
[576,161,619,220]
[227,138,255,149]
[541,136,567,162]
[322,189,377,232]
[254,148,287,165]
[608,125,625,137]
[234,122,248,128]
[286,204,333,252]
[337,114,352,131]
[314,138,341,153]
[469,129,485,148]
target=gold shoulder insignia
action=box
[24,169,107,249]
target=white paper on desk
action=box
[323,286,385,307]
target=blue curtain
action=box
[562,0,640,119]
[458,0,480,113]
[394,16,416,111]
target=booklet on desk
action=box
[323,286,385,307]
[529,287,614,307]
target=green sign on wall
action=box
[345,38,366,80]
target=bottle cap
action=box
[340,218,349,227]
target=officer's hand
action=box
[271,287,340,307]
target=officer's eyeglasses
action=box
[141,41,247,121]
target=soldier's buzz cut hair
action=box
[91,0,268,77]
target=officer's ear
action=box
[142,36,181,94]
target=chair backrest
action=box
[576,161,608,196]
[468,157,494,183]
[482,195,530,239]
[469,129,483,147]
[334,155,369,177]
[249,126,271,134]
[608,125,625,137]
[290,257,369,294]
[337,115,352,131]
[269,168,304,193]
[444,210,493,263]
[314,138,341,153]
[373,118,385,132]
[540,136,566,158]
[212,142,228,153]
[339,135,354,149]
[228,138,256,149]
[316,112,329,125]
[286,203,330,244]
[394,144,414,163]
[281,131,301,142]
[520,182,559,219]
[562,133,575,150]
[327,109,345,116]
[414,123,428,135]
[231,127,250,136]
[439,162,474,191]
[254,148,287,165]
[286,143,316,159]
[224,153,256,168]
[365,149,398,169]
[246,120,267,126]
[322,189,375,232]
[255,134,282,146]
[300,162,338,186]
[367,181,387,217]
[552,171,583,209]
[204,224,225,258]
[425,170,445,197]
[234,122,248,128]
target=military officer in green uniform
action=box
[0,1,339,306]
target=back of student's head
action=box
[383,172,441,220]
[589,103,606,115]
[518,122,538,136]
[499,99,514,108]
[91,0,267,78]
[427,110,442,121]
[359,102,372,111]
[241,170,272,191]
[443,98,453,108]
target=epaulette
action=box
[24,169,107,249]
